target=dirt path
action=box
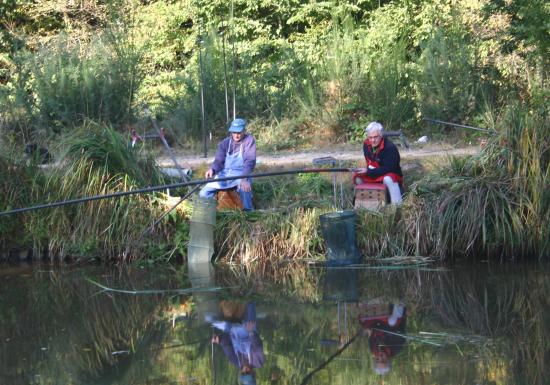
[156,143,480,169]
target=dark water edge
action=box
[1,260,549,385]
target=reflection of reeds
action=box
[0,267,182,383]
[213,260,322,303]
[410,266,550,385]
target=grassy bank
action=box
[1,104,548,263]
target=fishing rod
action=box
[230,0,237,120]
[198,23,208,158]
[111,337,212,357]
[143,105,189,183]
[131,184,202,249]
[424,118,498,134]
[300,331,361,385]
[0,167,352,217]
[221,17,230,123]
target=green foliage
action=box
[407,103,550,260]
[416,27,480,124]
[357,40,415,134]
[62,121,164,187]
[2,0,548,149]
[31,30,142,129]
[482,0,550,69]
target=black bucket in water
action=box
[323,267,358,302]
[319,210,361,266]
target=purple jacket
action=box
[211,134,257,175]
[219,332,265,369]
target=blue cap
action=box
[239,374,256,385]
[229,118,247,133]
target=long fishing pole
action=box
[300,331,361,385]
[424,118,498,134]
[230,0,237,120]
[132,185,202,247]
[143,105,188,183]
[371,328,443,347]
[198,23,207,158]
[0,167,352,217]
[221,17,230,123]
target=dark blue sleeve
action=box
[366,141,401,177]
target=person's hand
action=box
[239,179,251,192]
[353,167,367,173]
[205,168,214,179]
[244,321,256,332]
[211,335,220,344]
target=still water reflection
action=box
[1,262,549,385]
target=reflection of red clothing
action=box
[353,138,403,184]
[359,309,406,359]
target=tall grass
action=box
[0,122,176,260]
[63,120,165,187]
[358,40,415,134]
[0,152,44,252]
[34,30,141,128]
[39,124,168,259]
[416,27,481,125]
[0,28,142,141]
[405,103,549,260]
[158,29,318,147]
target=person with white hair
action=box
[353,121,403,204]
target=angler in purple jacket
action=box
[199,118,256,210]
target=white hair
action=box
[365,121,384,136]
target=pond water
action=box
[1,260,549,385]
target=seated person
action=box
[199,118,256,210]
[353,121,403,204]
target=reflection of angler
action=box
[210,302,265,384]
[359,303,406,375]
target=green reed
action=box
[404,102,549,260]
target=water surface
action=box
[1,261,548,385]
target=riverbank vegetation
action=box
[0,106,548,262]
[0,1,548,262]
